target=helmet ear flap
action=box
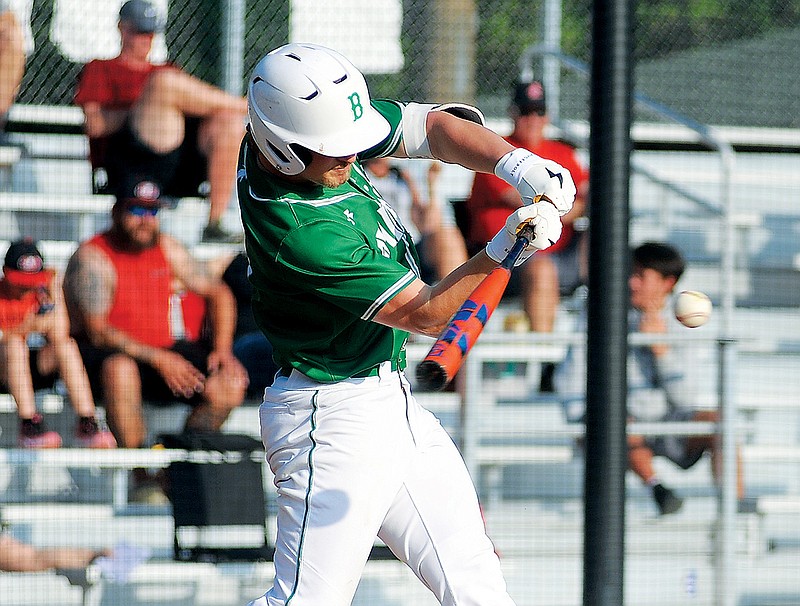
[289,144,313,170]
[253,130,307,176]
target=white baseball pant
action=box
[247,361,516,606]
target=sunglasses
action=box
[127,205,160,217]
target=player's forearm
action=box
[426,111,514,174]
[376,251,498,337]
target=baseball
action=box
[674,290,712,328]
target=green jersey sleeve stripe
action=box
[361,270,417,321]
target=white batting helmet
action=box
[248,43,391,175]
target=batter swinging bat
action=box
[415,222,537,391]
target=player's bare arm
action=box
[424,110,515,173]
[374,249,498,337]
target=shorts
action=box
[0,348,57,394]
[643,408,707,470]
[94,117,208,200]
[77,340,211,405]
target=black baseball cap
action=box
[119,0,165,34]
[114,176,165,208]
[3,238,52,288]
[512,80,547,116]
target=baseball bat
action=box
[415,223,536,391]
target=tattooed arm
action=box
[63,245,160,364]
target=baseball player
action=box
[240,43,576,606]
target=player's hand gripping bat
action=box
[415,222,537,391]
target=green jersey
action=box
[238,99,420,382]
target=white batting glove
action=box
[485,202,563,266]
[494,148,577,216]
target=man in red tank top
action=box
[465,80,590,391]
[63,179,248,501]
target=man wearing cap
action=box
[0,239,116,448]
[74,0,247,243]
[63,180,248,469]
[465,80,589,391]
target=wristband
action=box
[493,148,544,189]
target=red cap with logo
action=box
[3,238,54,288]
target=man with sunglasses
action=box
[465,80,589,391]
[63,178,248,502]
[74,0,246,243]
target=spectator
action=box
[0,531,109,572]
[424,160,470,278]
[555,242,744,515]
[364,157,468,282]
[0,0,25,136]
[208,251,279,400]
[465,80,589,391]
[0,239,116,449]
[74,0,247,243]
[62,179,247,501]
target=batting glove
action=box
[485,202,563,266]
[494,148,577,216]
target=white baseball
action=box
[674,290,712,328]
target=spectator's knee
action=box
[203,369,246,410]
[101,353,140,391]
[2,333,28,352]
[142,68,174,94]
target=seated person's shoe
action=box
[653,483,683,516]
[75,416,117,448]
[201,221,243,243]
[539,361,556,393]
[128,483,169,506]
[19,414,62,448]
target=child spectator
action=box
[555,242,745,515]
[0,239,116,448]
